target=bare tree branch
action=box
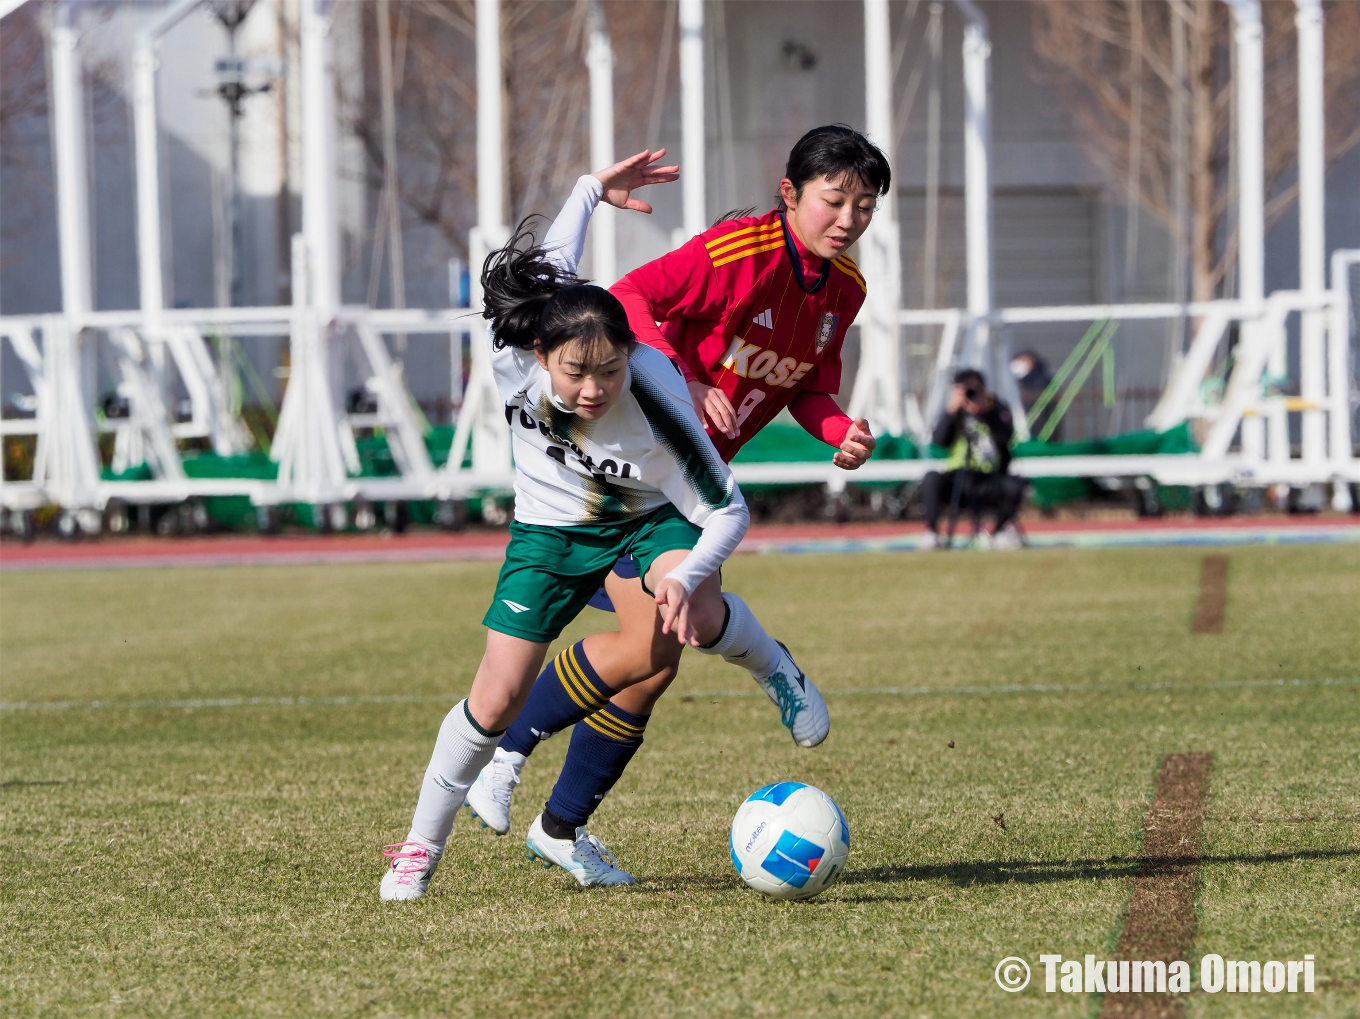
[1030,0,1360,302]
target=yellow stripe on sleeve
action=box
[833,255,864,281]
[706,225,783,260]
[711,238,785,269]
[705,222,777,251]
[832,257,867,292]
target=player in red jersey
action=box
[465,128,890,879]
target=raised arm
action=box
[541,149,680,276]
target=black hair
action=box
[953,368,986,390]
[712,207,758,227]
[776,124,892,211]
[480,217,635,368]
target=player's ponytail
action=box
[481,217,635,367]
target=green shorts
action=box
[482,504,703,643]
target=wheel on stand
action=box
[255,504,282,535]
[434,499,464,532]
[11,509,36,543]
[823,487,850,524]
[105,499,130,534]
[352,499,378,531]
[1133,478,1164,518]
[383,500,409,534]
[57,510,81,541]
[329,503,348,532]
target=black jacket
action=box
[932,400,1015,473]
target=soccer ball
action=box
[729,782,849,900]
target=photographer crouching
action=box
[920,369,1026,549]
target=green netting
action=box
[730,422,920,492]
[731,421,918,464]
[174,430,476,530]
[101,464,154,483]
[100,418,1198,524]
[1010,422,1198,509]
[181,451,279,530]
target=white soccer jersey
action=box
[487,176,749,594]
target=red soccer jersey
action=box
[610,210,866,462]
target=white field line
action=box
[2,676,1354,714]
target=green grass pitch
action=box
[2,545,1357,1017]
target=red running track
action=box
[1,514,1356,571]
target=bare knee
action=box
[687,576,727,646]
[611,666,678,715]
[600,628,683,688]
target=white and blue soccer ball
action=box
[729,782,849,900]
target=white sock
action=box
[408,699,502,851]
[697,593,783,679]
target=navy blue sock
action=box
[544,702,649,828]
[499,641,615,757]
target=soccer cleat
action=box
[753,641,830,748]
[379,841,441,901]
[524,814,637,888]
[464,748,525,835]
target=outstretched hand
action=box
[832,417,876,470]
[654,577,701,646]
[592,149,681,215]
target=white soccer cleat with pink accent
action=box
[379,842,441,901]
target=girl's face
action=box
[779,173,878,260]
[536,338,628,420]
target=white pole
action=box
[953,1,1021,435]
[956,1,992,338]
[1295,0,1326,466]
[133,0,201,379]
[1229,2,1265,312]
[1329,250,1357,510]
[300,0,340,315]
[679,0,705,241]
[586,0,617,285]
[849,0,903,436]
[467,0,510,478]
[1225,1,1271,462]
[922,1,943,310]
[476,0,505,240]
[50,3,92,321]
[133,44,164,330]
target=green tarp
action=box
[99,420,1198,527]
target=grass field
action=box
[2,544,1358,1018]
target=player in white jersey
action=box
[462,163,832,887]
[381,151,770,899]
